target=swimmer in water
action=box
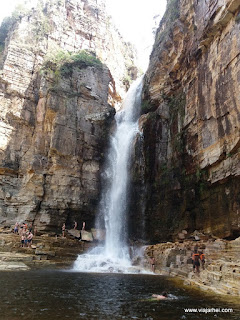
[152,292,168,300]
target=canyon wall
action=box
[0,0,137,232]
[130,0,240,242]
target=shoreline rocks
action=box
[145,236,240,296]
[0,230,95,271]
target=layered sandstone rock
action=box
[0,229,94,269]
[130,0,240,241]
[145,237,240,296]
[0,0,137,231]
[0,57,115,231]
[0,0,137,100]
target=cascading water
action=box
[73,77,148,273]
[101,76,143,260]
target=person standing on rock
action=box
[27,232,33,247]
[74,221,77,229]
[200,251,205,270]
[62,223,66,237]
[82,221,85,230]
[29,223,33,233]
[192,250,200,274]
[149,256,155,273]
[14,222,19,234]
[21,234,26,247]
[24,232,28,247]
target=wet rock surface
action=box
[145,236,240,296]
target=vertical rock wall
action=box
[130,0,240,242]
[0,0,137,231]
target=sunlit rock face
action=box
[0,0,137,101]
[0,0,137,231]
[145,237,240,296]
[0,61,115,231]
[130,0,240,242]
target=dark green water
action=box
[0,270,239,320]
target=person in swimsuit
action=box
[62,223,66,237]
[200,251,206,270]
[27,232,33,247]
[192,250,201,274]
[14,222,19,234]
[21,235,25,247]
[150,257,155,272]
[152,292,168,300]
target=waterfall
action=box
[73,77,147,273]
[99,76,143,259]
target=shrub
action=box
[41,50,103,80]
[0,3,31,52]
[45,50,102,68]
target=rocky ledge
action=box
[145,234,240,296]
[0,228,95,270]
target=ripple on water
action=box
[0,270,239,320]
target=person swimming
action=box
[152,292,168,300]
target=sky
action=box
[105,0,167,70]
[0,0,167,70]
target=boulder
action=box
[81,230,93,242]
[68,229,81,238]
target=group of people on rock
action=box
[73,221,85,230]
[62,221,86,237]
[14,222,34,248]
[148,245,206,275]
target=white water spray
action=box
[73,77,147,273]
[102,76,143,259]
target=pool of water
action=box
[0,270,239,320]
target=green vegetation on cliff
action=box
[0,17,16,54]
[0,3,33,54]
[41,50,103,80]
[0,0,66,53]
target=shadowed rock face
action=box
[0,61,115,232]
[130,0,240,242]
[0,0,138,232]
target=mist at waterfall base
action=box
[73,78,146,274]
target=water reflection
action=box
[0,271,239,320]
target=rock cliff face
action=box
[130,0,240,242]
[0,0,137,231]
